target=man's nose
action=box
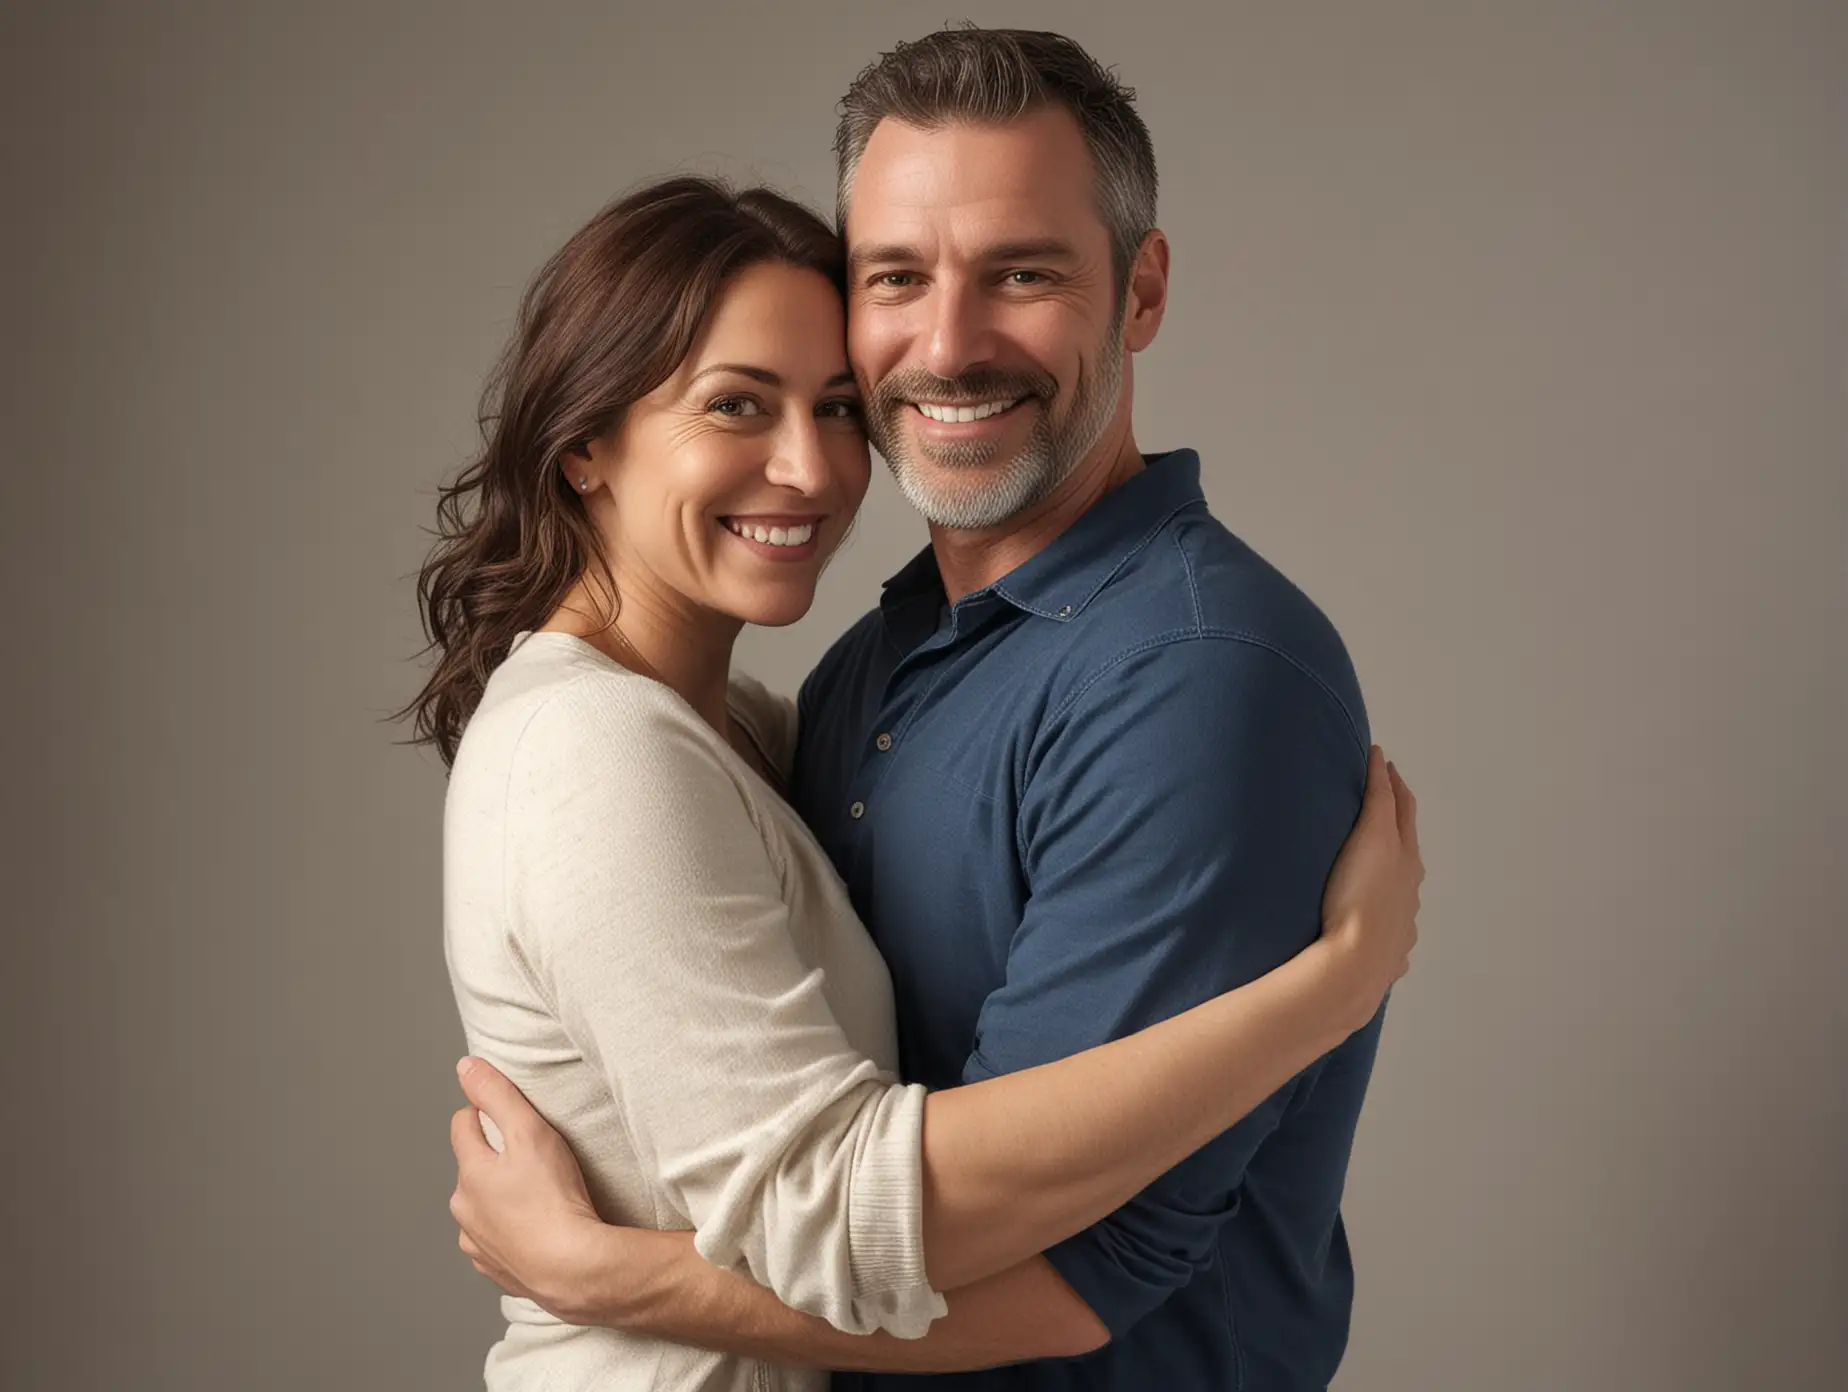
[920,281,996,382]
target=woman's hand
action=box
[1318,745,1424,1030]
[449,1057,618,1324]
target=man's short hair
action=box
[835,26,1158,290]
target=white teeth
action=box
[726,520,815,548]
[915,399,1018,423]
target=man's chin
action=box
[888,453,1055,531]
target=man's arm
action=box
[450,1059,1107,1371]
[978,634,1370,1338]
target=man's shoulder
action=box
[1082,505,1365,729]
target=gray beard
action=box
[867,327,1126,532]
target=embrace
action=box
[405,26,1424,1392]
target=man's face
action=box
[844,108,1130,530]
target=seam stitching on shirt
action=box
[1174,526,1206,633]
[925,760,1001,805]
[1218,1244,1247,1391]
[1062,496,1206,617]
[1045,629,1368,756]
[994,496,1206,618]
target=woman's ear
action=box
[563,432,618,496]
[563,454,594,495]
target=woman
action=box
[405,177,1421,1389]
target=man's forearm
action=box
[571,1228,1108,1372]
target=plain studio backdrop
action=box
[3,2,1842,1388]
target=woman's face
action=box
[586,261,870,630]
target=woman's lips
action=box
[719,515,823,559]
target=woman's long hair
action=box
[400,177,844,765]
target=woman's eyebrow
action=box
[691,363,781,387]
[689,365,858,390]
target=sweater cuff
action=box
[846,1080,947,1338]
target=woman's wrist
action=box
[1302,933,1386,1038]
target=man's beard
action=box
[864,320,1126,531]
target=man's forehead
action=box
[845,112,1104,257]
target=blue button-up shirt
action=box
[794,449,1383,1392]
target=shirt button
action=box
[1056,604,1074,619]
[875,733,893,751]
[849,801,866,819]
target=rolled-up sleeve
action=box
[961,636,1368,1337]
[505,683,944,1337]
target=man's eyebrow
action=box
[981,238,1080,264]
[847,238,1082,276]
[847,243,923,275]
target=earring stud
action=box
[577,476,588,491]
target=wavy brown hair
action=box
[401,177,844,765]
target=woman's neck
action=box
[545,568,740,736]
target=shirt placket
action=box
[838,595,1005,901]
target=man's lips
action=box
[905,396,1035,429]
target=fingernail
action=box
[457,1057,475,1078]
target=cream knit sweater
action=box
[444,632,945,1391]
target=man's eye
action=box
[1006,270,1045,285]
[711,396,763,417]
[876,273,914,288]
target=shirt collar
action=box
[880,448,1206,624]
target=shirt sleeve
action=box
[504,678,945,1337]
[961,636,1369,1338]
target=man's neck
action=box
[929,421,1146,604]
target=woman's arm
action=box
[448,1084,1104,1371]
[502,686,946,1336]
[460,720,1418,1329]
[913,922,1388,1292]
[900,742,1418,1293]
[616,1243,1109,1371]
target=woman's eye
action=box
[711,396,763,417]
[817,399,863,420]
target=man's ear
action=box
[1122,229,1170,353]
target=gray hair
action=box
[834,27,1158,290]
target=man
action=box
[451,28,1384,1390]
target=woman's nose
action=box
[763,416,831,495]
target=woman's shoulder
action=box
[463,639,790,893]
[457,632,721,783]
[726,670,798,780]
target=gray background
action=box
[3,1,1843,1388]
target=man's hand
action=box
[448,1056,619,1323]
